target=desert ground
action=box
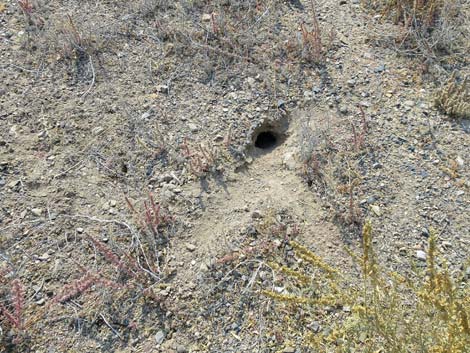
[1,0,469,352]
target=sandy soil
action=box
[0,0,468,352]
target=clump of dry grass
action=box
[364,0,469,70]
[263,222,470,352]
[434,72,470,119]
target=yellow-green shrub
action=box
[263,222,470,352]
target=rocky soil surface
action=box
[0,0,468,352]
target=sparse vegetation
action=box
[0,275,25,345]
[2,0,469,351]
[363,0,469,72]
[263,222,470,352]
[435,72,470,119]
[300,108,369,227]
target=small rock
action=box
[35,298,45,306]
[366,196,376,204]
[92,126,104,135]
[283,152,296,170]
[283,347,296,353]
[370,204,382,216]
[251,210,262,219]
[339,105,348,114]
[176,345,188,353]
[246,224,257,237]
[156,85,169,94]
[188,123,199,132]
[246,77,256,87]
[455,156,464,167]
[141,111,153,119]
[404,100,415,108]
[185,243,197,252]
[202,13,212,22]
[38,252,50,261]
[347,79,356,87]
[442,241,452,249]
[9,125,18,137]
[159,174,173,183]
[374,65,385,73]
[303,90,314,100]
[31,208,43,217]
[372,162,383,169]
[76,227,84,234]
[7,180,20,188]
[421,228,430,237]
[199,262,209,272]
[155,330,165,345]
[109,200,117,207]
[416,250,427,261]
[310,321,321,333]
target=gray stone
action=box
[141,111,152,119]
[374,65,385,73]
[155,330,165,345]
[31,208,43,217]
[188,123,199,132]
[416,250,427,261]
[311,321,321,333]
[246,77,256,87]
[176,346,188,353]
[373,162,383,169]
[92,126,104,135]
[185,243,197,252]
[35,298,45,306]
[367,196,376,204]
[38,252,50,261]
[156,85,169,94]
[283,152,296,170]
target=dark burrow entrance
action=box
[254,131,278,149]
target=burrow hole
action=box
[254,131,278,150]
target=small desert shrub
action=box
[364,0,469,67]
[434,72,470,119]
[0,272,26,345]
[263,222,470,352]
